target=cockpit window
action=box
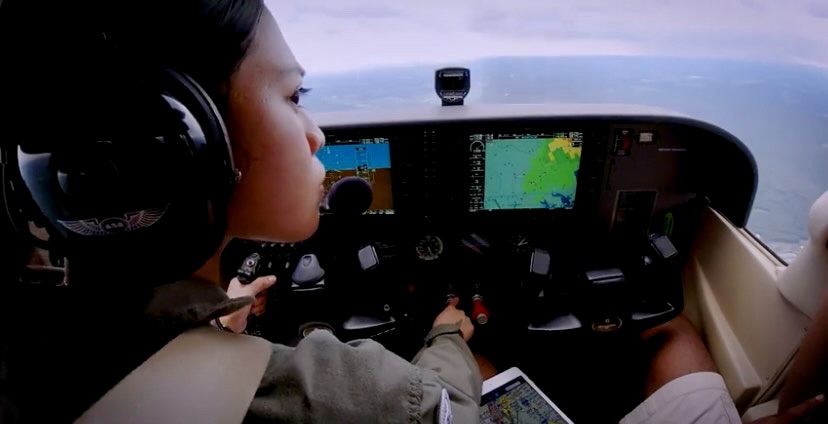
[275,0,828,262]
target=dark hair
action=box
[0,0,264,141]
[0,5,267,421]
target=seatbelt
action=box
[75,326,272,424]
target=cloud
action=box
[806,1,828,19]
[290,2,402,20]
[739,0,768,12]
[266,0,828,74]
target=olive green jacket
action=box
[144,279,483,424]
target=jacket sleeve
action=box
[244,325,482,424]
[411,322,484,422]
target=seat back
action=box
[777,190,828,320]
[76,326,272,424]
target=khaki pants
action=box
[621,372,741,424]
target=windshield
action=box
[273,0,828,262]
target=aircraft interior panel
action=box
[683,206,820,413]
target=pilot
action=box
[0,0,481,423]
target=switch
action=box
[358,245,379,271]
[613,129,633,156]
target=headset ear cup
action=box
[1,147,34,282]
[158,68,236,207]
[150,68,237,277]
[2,159,28,236]
[13,68,238,287]
[2,146,57,250]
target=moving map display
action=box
[468,132,583,211]
[316,137,394,213]
[480,376,570,424]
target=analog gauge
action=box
[415,235,444,261]
[508,234,533,256]
[469,140,484,153]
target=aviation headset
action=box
[7,51,240,287]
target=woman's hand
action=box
[220,275,277,333]
[433,297,475,342]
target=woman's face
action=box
[224,9,326,242]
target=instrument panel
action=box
[320,123,603,219]
[315,114,757,248]
[221,110,756,350]
[310,121,616,279]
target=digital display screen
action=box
[440,76,465,91]
[468,132,583,211]
[480,376,570,424]
[315,137,393,214]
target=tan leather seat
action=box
[76,326,271,424]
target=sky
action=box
[265,0,828,74]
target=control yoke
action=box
[527,233,682,334]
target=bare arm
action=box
[779,291,828,411]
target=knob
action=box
[472,294,490,325]
[446,283,458,304]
